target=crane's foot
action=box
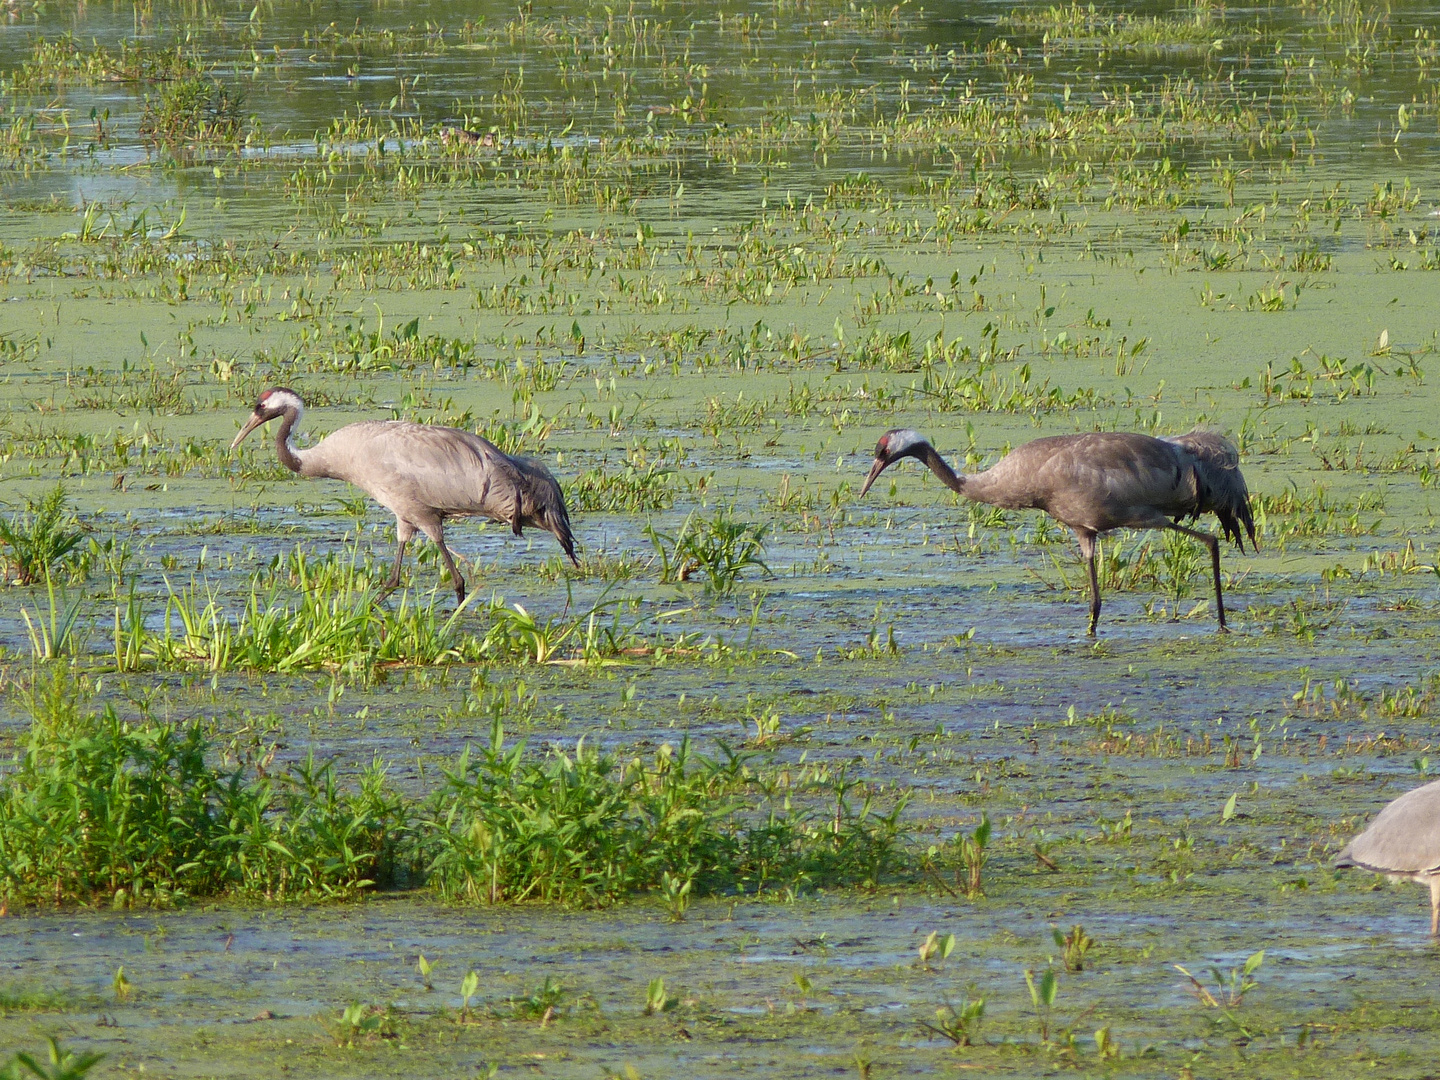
[1216,624,1230,635]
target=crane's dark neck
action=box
[275,407,304,474]
[912,441,1021,507]
[916,443,966,495]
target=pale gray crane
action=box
[859,428,1256,634]
[231,387,577,602]
[1336,779,1440,935]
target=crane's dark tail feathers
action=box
[552,504,579,566]
[524,501,578,566]
[529,487,578,566]
[511,455,581,566]
[542,476,579,566]
[1165,429,1259,553]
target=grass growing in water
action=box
[113,546,693,673]
[424,722,909,904]
[0,1037,103,1080]
[646,508,771,594]
[151,551,481,674]
[3,0,1438,1067]
[138,78,243,149]
[0,484,83,587]
[0,679,910,909]
[0,673,405,906]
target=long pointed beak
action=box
[230,412,268,450]
[858,456,888,497]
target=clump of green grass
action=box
[999,1,1239,48]
[138,547,482,674]
[922,997,985,1047]
[0,985,86,1013]
[569,459,677,511]
[226,753,409,901]
[954,814,991,898]
[3,34,202,90]
[643,977,678,1015]
[138,77,243,148]
[120,548,676,673]
[422,729,732,905]
[0,673,405,906]
[505,976,567,1020]
[330,1002,398,1046]
[1053,924,1095,972]
[20,571,86,661]
[0,674,228,904]
[0,1037,103,1080]
[477,592,653,665]
[645,508,770,594]
[1175,950,1265,1008]
[0,483,84,586]
[0,678,908,910]
[421,723,909,905]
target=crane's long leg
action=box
[379,519,416,600]
[1164,522,1227,632]
[1075,529,1101,636]
[1429,876,1440,936]
[418,519,466,603]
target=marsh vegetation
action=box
[1,0,1439,1074]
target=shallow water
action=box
[4,0,1440,1074]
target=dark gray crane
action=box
[231,387,577,601]
[1337,779,1440,935]
[859,428,1256,634]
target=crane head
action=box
[859,428,927,496]
[231,387,304,449]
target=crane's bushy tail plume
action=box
[1164,429,1257,552]
[512,456,579,566]
[550,500,578,565]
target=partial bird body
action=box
[1336,779,1440,934]
[860,427,1256,634]
[951,430,1253,537]
[231,388,577,601]
[299,420,523,519]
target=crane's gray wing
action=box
[316,422,525,526]
[1163,430,1256,550]
[1337,779,1440,874]
[510,454,578,564]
